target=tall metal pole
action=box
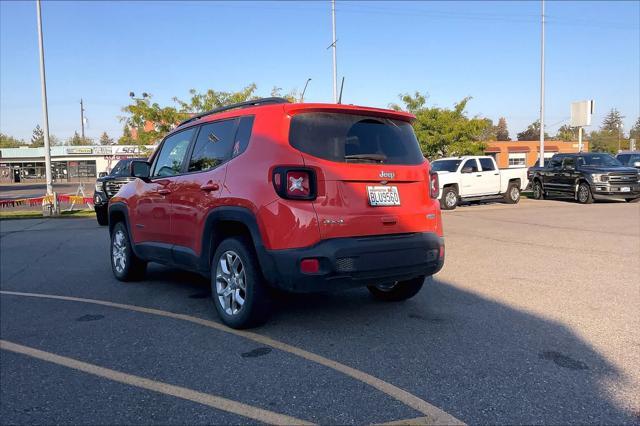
[331,0,337,103]
[540,0,544,166]
[80,98,85,140]
[539,0,545,167]
[36,0,53,196]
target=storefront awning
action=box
[507,146,530,153]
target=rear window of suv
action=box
[289,112,424,165]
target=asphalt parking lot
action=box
[1,198,639,424]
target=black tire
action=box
[367,276,425,302]
[503,182,520,204]
[440,187,458,210]
[577,182,594,204]
[110,221,147,281]
[625,197,640,203]
[532,179,545,200]
[211,237,271,329]
[95,206,108,226]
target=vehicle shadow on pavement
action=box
[259,277,636,425]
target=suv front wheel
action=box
[110,221,147,281]
[368,276,425,302]
[211,237,271,329]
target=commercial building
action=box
[0,145,153,183]
[484,140,590,168]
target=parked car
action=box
[94,158,144,225]
[430,155,529,210]
[529,152,640,203]
[616,151,640,169]
[107,98,445,328]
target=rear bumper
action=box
[258,232,444,293]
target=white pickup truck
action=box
[431,156,529,210]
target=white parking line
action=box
[0,340,311,425]
[0,290,463,425]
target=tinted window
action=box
[549,156,563,168]
[188,119,237,172]
[289,113,424,165]
[479,158,496,171]
[562,157,576,168]
[152,128,195,177]
[232,116,255,158]
[578,154,621,167]
[461,159,479,172]
[110,160,131,177]
[617,154,640,166]
[431,159,462,172]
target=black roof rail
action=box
[177,97,290,127]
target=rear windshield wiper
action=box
[344,154,387,163]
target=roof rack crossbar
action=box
[177,97,290,127]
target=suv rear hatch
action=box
[287,106,440,240]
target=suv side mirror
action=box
[130,160,151,180]
[98,172,108,178]
[633,161,640,168]
[564,164,575,171]
[461,167,473,174]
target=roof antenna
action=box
[338,76,345,104]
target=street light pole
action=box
[331,0,337,103]
[80,98,85,141]
[300,78,312,102]
[36,0,53,197]
[539,0,546,167]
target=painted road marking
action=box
[0,340,310,425]
[0,290,463,425]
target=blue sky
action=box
[1,0,638,142]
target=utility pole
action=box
[36,0,54,199]
[331,0,337,103]
[80,98,85,141]
[539,0,546,167]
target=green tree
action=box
[31,125,44,147]
[495,117,510,141]
[270,86,299,103]
[119,94,188,145]
[601,108,624,133]
[68,131,91,146]
[99,131,114,145]
[0,133,26,148]
[173,84,259,113]
[555,124,582,141]
[390,92,490,158]
[517,120,549,141]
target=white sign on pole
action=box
[570,100,594,127]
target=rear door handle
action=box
[476,174,482,177]
[157,188,171,195]
[381,216,397,225]
[200,182,220,192]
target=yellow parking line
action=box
[0,339,310,425]
[0,290,463,425]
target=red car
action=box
[108,98,444,328]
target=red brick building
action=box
[484,140,590,168]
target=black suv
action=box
[94,158,143,225]
[529,152,640,204]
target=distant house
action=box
[484,140,590,168]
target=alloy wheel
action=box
[112,229,127,273]
[216,250,247,316]
[445,191,457,208]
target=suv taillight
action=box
[429,172,439,199]
[272,167,317,200]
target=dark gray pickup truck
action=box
[528,152,640,204]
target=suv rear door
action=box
[288,111,439,240]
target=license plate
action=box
[620,187,631,192]
[367,186,400,206]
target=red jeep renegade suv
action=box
[108,97,444,328]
